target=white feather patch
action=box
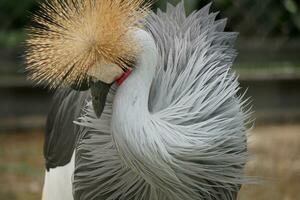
[42,152,75,200]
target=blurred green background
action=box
[0,0,300,200]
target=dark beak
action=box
[70,77,112,118]
[90,80,112,118]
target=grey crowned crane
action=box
[25,0,251,199]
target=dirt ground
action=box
[239,124,300,200]
[0,131,44,200]
[0,124,299,200]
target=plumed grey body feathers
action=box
[71,2,251,200]
[44,2,251,200]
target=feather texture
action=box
[26,0,152,88]
[73,2,251,200]
[44,88,88,170]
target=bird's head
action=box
[26,0,153,117]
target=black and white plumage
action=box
[41,2,251,200]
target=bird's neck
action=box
[110,31,192,197]
[112,29,157,118]
[114,62,154,116]
[111,29,158,163]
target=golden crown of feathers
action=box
[25,0,152,88]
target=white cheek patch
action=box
[87,62,124,84]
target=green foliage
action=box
[0,30,26,48]
[207,0,300,38]
[0,0,39,30]
[0,0,299,47]
[156,0,300,38]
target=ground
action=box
[0,124,299,200]
[0,131,43,200]
[239,124,300,200]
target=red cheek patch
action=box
[116,69,132,86]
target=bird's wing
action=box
[146,3,251,199]
[44,88,88,170]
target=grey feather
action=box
[73,2,252,200]
[44,88,88,170]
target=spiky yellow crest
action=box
[26,0,152,88]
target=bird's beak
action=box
[90,69,132,118]
[90,81,112,118]
[77,62,132,119]
[86,62,122,118]
[90,80,112,118]
[71,78,109,118]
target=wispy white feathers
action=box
[74,2,252,200]
[42,153,75,200]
